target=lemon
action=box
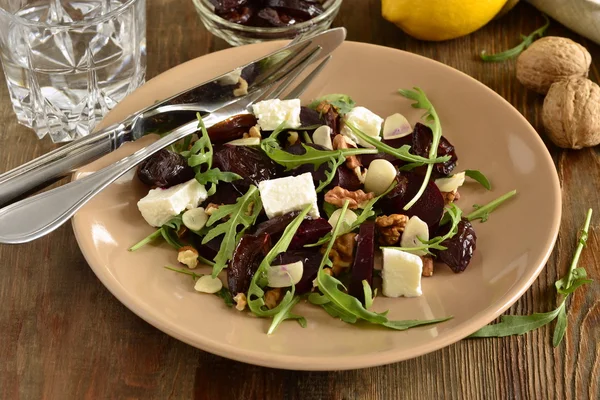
[382,0,509,41]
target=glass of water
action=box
[0,0,146,143]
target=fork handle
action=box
[0,115,214,244]
[0,121,132,207]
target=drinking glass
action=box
[0,0,146,143]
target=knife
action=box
[0,27,346,206]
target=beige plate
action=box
[72,41,561,371]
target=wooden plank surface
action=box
[0,1,598,398]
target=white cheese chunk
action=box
[382,248,423,297]
[341,106,384,147]
[252,99,301,131]
[137,179,207,227]
[258,172,319,219]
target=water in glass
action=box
[0,0,146,142]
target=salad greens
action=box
[470,209,593,347]
[315,154,346,193]
[467,190,517,223]
[397,87,443,211]
[480,15,550,62]
[129,214,184,251]
[308,94,356,115]
[163,265,234,307]
[202,185,263,277]
[464,169,491,190]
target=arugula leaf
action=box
[464,169,491,190]
[480,15,550,62]
[466,190,517,223]
[247,204,313,319]
[397,88,442,210]
[202,185,263,277]
[363,280,375,309]
[129,214,184,251]
[323,202,337,219]
[469,208,593,347]
[344,122,449,165]
[164,265,203,280]
[315,154,345,193]
[216,287,235,308]
[261,139,376,171]
[383,316,453,331]
[308,94,356,115]
[267,296,307,334]
[195,168,241,196]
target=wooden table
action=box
[1,1,598,398]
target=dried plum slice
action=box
[266,0,324,20]
[435,219,477,273]
[213,145,282,192]
[411,122,458,178]
[136,149,195,188]
[207,114,258,143]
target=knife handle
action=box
[0,121,132,206]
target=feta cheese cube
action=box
[258,172,319,219]
[137,179,207,227]
[252,99,301,131]
[341,106,384,147]
[381,248,423,297]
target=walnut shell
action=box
[542,77,600,149]
[516,36,591,94]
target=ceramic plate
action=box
[72,41,561,370]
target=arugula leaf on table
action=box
[480,15,550,62]
[344,122,449,166]
[314,202,452,330]
[466,190,517,223]
[397,87,442,211]
[308,94,356,115]
[129,214,184,251]
[464,169,492,190]
[470,209,594,347]
[202,185,263,277]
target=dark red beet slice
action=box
[411,122,457,178]
[274,249,322,294]
[435,219,477,273]
[329,165,362,191]
[253,211,300,237]
[348,222,375,305]
[360,136,412,168]
[228,233,271,296]
[289,218,332,249]
[136,149,195,188]
[380,172,444,228]
[300,106,322,127]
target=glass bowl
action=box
[192,0,343,46]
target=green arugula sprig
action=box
[129,214,184,251]
[464,169,492,190]
[202,185,263,277]
[384,203,462,255]
[247,205,312,331]
[344,122,449,166]
[267,296,307,335]
[480,15,550,62]
[163,266,234,307]
[183,114,241,196]
[470,209,593,346]
[308,94,356,115]
[467,190,517,223]
[311,201,453,330]
[397,88,443,211]
[315,154,345,193]
[305,182,398,247]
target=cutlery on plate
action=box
[0,27,346,207]
[0,48,332,244]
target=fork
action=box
[0,52,332,244]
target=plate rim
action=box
[72,40,562,371]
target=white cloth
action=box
[527,0,600,44]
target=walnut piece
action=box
[287,131,299,145]
[243,125,261,139]
[233,77,248,97]
[322,232,357,275]
[421,256,434,277]
[324,186,374,209]
[376,214,409,245]
[265,288,282,309]
[233,293,247,311]
[204,203,221,216]
[332,134,361,169]
[442,190,461,205]
[177,246,199,269]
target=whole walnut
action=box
[542,77,600,149]
[516,37,591,94]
